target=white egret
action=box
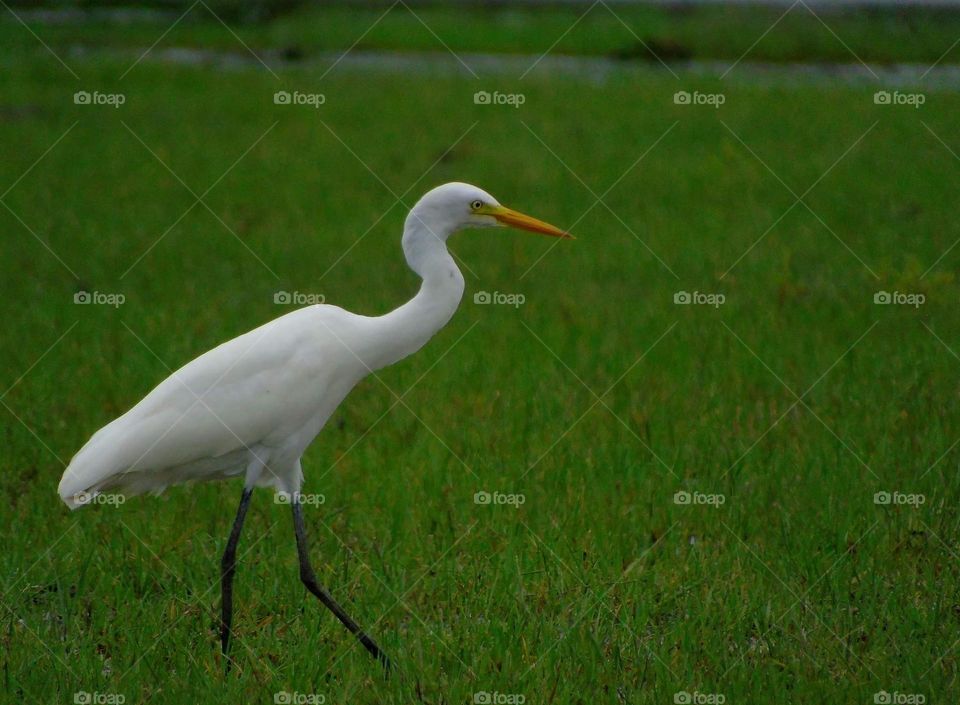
[57,182,571,669]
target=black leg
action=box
[292,497,391,671]
[220,486,253,666]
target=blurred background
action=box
[9,0,960,65]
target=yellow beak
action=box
[481,204,573,239]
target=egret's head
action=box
[409,182,572,240]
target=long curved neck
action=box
[364,209,465,371]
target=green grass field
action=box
[2,6,960,705]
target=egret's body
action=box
[57,182,570,669]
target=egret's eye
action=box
[470,200,483,211]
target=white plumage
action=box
[58,182,570,508]
[56,181,571,668]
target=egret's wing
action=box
[58,306,359,506]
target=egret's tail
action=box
[58,416,132,509]
[58,413,252,509]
